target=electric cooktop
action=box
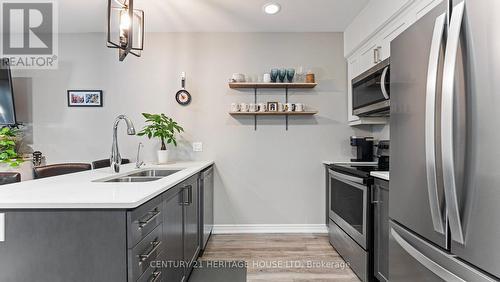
[329,163,385,179]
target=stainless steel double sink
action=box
[99,169,181,183]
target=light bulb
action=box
[263,3,281,15]
[120,10,131,30]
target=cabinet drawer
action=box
[137,263,163,282]
[128,224,163,281]
[329,219,368,282]
[128,196,163,248]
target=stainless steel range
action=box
[327,140,389,282]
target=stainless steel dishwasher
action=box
[199,166,214,251]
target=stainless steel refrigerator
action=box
[390,0,500,280]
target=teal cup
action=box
[287,69,295,83]
[278,68,287,83]
[270,69,279,83]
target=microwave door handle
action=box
[441,1,465,245]
[380,66,390,99]
[425,13,447,235]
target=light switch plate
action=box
[0,213,4,242]
[192,142,203,152]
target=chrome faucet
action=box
[110,115,136,173]
[136,142,144,168]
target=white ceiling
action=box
[58,0,369,33]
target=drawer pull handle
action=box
[138,209,161,230]
[149,270,161,282]
[138,240,162,263]
[182,185,193,205]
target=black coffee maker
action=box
[350,136,374,162]
[376,140,390,170]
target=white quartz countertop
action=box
[370,171,389,181]
[0,161,214,209]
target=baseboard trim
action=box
[212,224,328,234]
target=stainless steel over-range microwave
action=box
[352,59,390,117]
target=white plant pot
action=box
[157,150,169,164]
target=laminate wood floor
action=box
[199,234,361,282]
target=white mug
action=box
[263,73,271,83]
[249,103,258,112]
[285,103,294,112]
[258,103,267,112]
[295,103,305,112]
[277,103,284,112]
[231,103,240,112]
[240,103,249,112]
[232,73,245,82]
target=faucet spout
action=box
[111,115,136,173]
[136,142,144,168]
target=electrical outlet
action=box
[192,142,203,152]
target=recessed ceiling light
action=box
[263,3,281,15]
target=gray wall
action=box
[14,32,368,225]
[372,124,390,140]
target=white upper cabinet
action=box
[345,0,443,125]
[358,42,379,76]
[344,0,413,58]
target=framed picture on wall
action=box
[267,102,278,112]
[67,90,103,107]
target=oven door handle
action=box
[328,169,366,187]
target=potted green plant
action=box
[0,127,24,167]
[137,113,184,164]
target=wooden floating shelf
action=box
[228,81,318,130]
[229,82,317,89]
[229,111,318,116]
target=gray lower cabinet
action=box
[0,166,211,282]
[162,185,184,282]
[182,174,201,279]
[127,195,164,281]
[0,210,128,282]
[373,178,389,282]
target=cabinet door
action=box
[201,167,214,250]
[183,175,200,278]
[357,42,379,77]
[374,180,390,282]
[163,187,184,282]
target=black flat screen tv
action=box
[0,59,17,126]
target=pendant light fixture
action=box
[107,0,144,61]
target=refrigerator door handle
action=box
[441,1,465,245]
[425,13,447,235]
[391,228,466,282]
[380,66,390,99]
